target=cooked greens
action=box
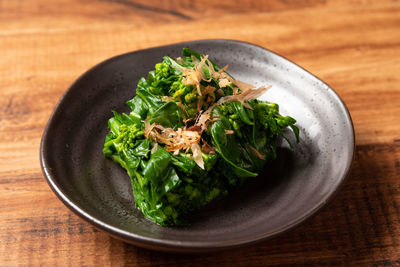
[103,48,299,226]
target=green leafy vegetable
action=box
[103,48,299,226]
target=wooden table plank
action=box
[1,0,400,265]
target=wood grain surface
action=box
[1,0,400,265]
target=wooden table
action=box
[1,0,400,265]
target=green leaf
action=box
[136,79,164,114]
[171,153,197,175]
[210,107,258,178]
[131,139,150,158]
[147,101,183,129]
[152,168,181,203]
[229,101,254,125]
[126,96,148,120]
[142,147,172,185]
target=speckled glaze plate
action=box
[40,39,354,253]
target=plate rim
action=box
[40,38,355,252]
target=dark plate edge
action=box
[39,39,356,253]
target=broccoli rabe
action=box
[155,62,170,79]
[103,48,299,226]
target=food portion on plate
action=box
[102,48,299,226]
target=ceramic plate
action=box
[40,39,354,252]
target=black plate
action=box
[40,39,355,253]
